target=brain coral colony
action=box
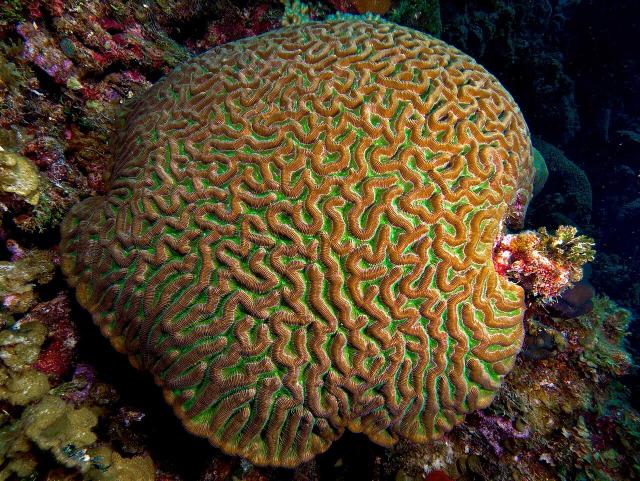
[0,1,638,481]
[60,17,538,467]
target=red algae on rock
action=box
[493,225,595,301]
[31,294,78,379]
[424,471,453,481]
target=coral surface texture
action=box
[60,19,535,467]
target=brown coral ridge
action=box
[60,19,535,467]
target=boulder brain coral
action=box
[60,19,535,467]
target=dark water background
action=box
[438,0,640,402]
[437,0,640,315]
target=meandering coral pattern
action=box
[60,19,534,467]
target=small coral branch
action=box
[493,225,596,301]
[281,0,312,26]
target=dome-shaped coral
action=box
[60,19,534,467]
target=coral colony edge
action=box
[59,18,587,468]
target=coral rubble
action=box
[0,150,40,206]
[0,244,54,314]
